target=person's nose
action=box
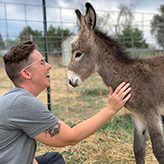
[46,62,52,69]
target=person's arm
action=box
[33,158,38,164]
[33,82,131,147]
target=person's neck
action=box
[16,84,39,97]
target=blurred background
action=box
[0,0,164,122]
[0,0,164,163]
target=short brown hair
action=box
[3,40,36,86]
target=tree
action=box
[97,12,114,34]
[97,4,134,36]
[5,38,20,48]
[118,25,148,48]
[0,34,5,49]
[19,26,44,51]
[47,25,70,52]
[19,26,43,41]
[117,4,134,33]
[18,25,70,53]
[151,5,164,49]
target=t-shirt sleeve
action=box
[8,94,59,138]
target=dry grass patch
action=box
[35,114,158,164]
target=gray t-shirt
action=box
[0,88,59,164]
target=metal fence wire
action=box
[0,1,164,122]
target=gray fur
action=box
[68,2,164,163]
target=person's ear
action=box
[20,69,31,80]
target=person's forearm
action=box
[33,82,130,147]
[72,105,116,143]
[33,158,38,164]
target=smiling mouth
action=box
[46,73,50,78]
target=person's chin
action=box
[45,77,50,86]
[46,81,50,88]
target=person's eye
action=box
[40,59,45,65]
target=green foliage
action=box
[19,26,43,41]
[47,25,70,52]
[19,26,44,51]
[151,5,164,49]
[0,34,5,49]
[5,38,21,48]
[17,25,70,52]
[118,25,148,48]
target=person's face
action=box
[27,50,52,92]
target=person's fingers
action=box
[118,83,130,96]
[123,93,132,103]
[114,82,126,94]
[121,87,131,99]
[109,87,113,96]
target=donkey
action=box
[67,2,164,164]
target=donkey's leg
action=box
[131,114,147,164]
[147,115,164,164]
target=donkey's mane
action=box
[94,28,139,63]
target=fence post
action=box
[42,0,51,111]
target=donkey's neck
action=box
[94,29,140,90]
[95,46,139,90]
[97,57,134,90]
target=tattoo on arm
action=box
[44,122,61,137]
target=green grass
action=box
[36,114,161,163]
[58,114,134,163]
[61,148,87,164]
[98,114,133,135]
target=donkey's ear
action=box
[84,2,96,32]
[75,9,86,30]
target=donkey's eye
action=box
[75,52,82,58]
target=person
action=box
[0,40,131,164]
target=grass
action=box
[35,113,159,163]
[36,114,135,163]
[35,115,131,163]
[50,85,109,122]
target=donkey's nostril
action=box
[68,78,78,87]
[69,79,72,85]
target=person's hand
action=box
[107,82,131,114]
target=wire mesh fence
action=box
[0,2,164,122]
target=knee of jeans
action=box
[51,152,62,157]
[51,152,65,161]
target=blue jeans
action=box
[35,152,65,164]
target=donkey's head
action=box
[67,2,98,87]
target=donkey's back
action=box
[123,55,164,116]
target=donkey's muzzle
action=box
[67,70,83,87]
[69,79,78,87]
